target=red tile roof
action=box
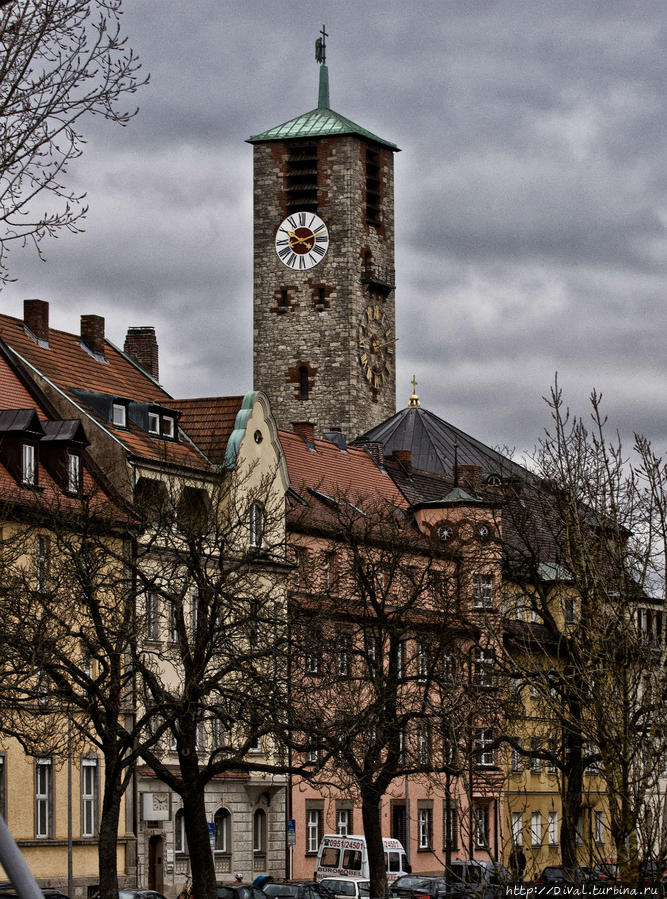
[280,428,407,511]
[171,397,244,465]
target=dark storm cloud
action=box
[4,0,666,457]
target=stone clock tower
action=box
[248,36,399,440]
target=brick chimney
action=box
[80,315,105,358]
[292,422,315,444]
[124,326,159,381]
[393,449,412,472]
[458,464,483,491]
[23,299,49,344]
[360,441,385,468]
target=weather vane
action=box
[315,25,328,65]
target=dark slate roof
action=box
[41,420,89,445]
[0,408,44,436]
[355,405,531,483]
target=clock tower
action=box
[248,32,399,440]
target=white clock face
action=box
[275,212,329,270]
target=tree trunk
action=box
[361,790,387,899]
[181,778,217,899]
[561,719,583,877]
[98,762,124,899]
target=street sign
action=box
[287,818,296,846]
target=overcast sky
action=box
[4,1,666,459]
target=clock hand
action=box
[288,228,326,248]
[374,337,399,350]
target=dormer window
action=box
[162,416,175,439]
[22,443,36,485]
[67,453,81,494]
[112,403,127,428]
[148,412,160,435]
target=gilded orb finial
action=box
[409,375,420,408]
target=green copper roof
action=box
[248,65,399,151]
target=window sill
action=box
[417,847,433,853]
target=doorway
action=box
[148,835,164,892]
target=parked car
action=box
[218,886,268,899]
[264,882,335,899]
[119,891,169,899]
[534,866,608,892]
[389,876,442,899]
[437,862,509,899]
[318,877,371,899]
[0,890,69,899]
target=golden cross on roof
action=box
[409,375,420,408]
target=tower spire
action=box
[315,25,330,109]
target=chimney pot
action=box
[80,315,105,357]
[124,326,159,381]
[292,422,315,444]
[23,299,49,344]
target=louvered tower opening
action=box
[365,145,382,227]
[286,143,318,213]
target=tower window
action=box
[299,365,309,399]
[286,143,318,213]
[280,289,289,308]
[365,145,382,227]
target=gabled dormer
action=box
[0,409,45,487]
[40,420,89,495]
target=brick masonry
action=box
[252,135,397,440]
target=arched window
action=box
[299,365,309,399]
[214,807,231,853]
[253,808,266,854]
[250,501,265,550]
[174,808,187,854]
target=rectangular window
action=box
[576,812,584,845]
[35,758,51,838]
[162,416,175,439]
[169,600,178,644]
[112,403,126,427]
[81,758,97,837]
[323,551,336,589]
[22,443,36,485]
[146,592,160,640]
[512,811,523,846]
[548,811,558,845]
[336,634,350,678]
[443,804,458,850]
[307,734,318,764]
[531,739,541,772]
[36,535,50,592]
[0,754,6,819]
[305,626,322,675]
[396,640,405,680]
[336,808,352,836]
[418,724,430,765]
[595,810,604,844]
[512,741,523,772]
[306,808,323,854]
[547,740,557,774]
[474,647,494,687]
[417,641,429,682]
[474,805,489,848]
[148,412,160,434]
[67,453,81,493]
[418,806,432,850]
[531,811,542,847]
[475,729,494,767]
[472,574,494,609]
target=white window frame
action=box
[474,647,494,687]
[417,641,428,682]
[548,811,558,845]
[35,758,51,838]
[253,808,266,854]
[22,442,36,485]
[594,810,604,844]
[418,724,430,765]
[174,808,186,854]
[307,734,318,764]
[67,452,81,493]
[512,741,523,772]
[336,634,350,677]
[472,573,494,609]
[475,729,494,767]
[249,501,265,549]
[306,809,321,854]
[475,805,489,848]
[531,811,542,847]
[512,811,523,846]
[81,758,97,837]
[162,416,175,438]
[112,403,127,427]
[418,806,432,849]
[214,807,231,853]
[146,592,160,641]
[336,808,351,836]
[148,412,160,435]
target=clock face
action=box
[358,304,395,390]
[275,212,329,270]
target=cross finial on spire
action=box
[315,25,328,65]
[409,375,420,408]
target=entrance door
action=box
[148,835,164,892]
[391,803,406,847]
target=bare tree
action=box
[0,0,146,283]
[497,382,667,883]
[285,491,507,898]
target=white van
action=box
[315,834,409,884]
